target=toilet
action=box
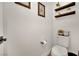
[51,45,68,56]
[51,36,69,56]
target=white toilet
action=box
[51,36,69,56]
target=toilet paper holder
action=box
[40,40,47,45]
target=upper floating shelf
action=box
[55,2,75,11]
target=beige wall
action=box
[3,2,54,56]
[53,2,79,55]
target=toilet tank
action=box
[56,36,69,48]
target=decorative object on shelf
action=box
[55,2,75,11]
[15,2,31,9]
[55,11,75,18]
[56,2,60,7]
[58,29,64,36]
[38,2,45,17]
[58,29,70,37]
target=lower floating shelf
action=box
[55,11,75,18]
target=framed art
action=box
[15,2,31,9]
[38,2,45,17]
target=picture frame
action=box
[38,2,45,17]
[15,2,31,9]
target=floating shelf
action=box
[55,2,75,11]
[55,11,75,18]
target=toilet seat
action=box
[51,45,68,56]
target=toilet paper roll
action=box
[43,40,47,44]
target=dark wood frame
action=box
[55,2,75,11]
[15,2,31,9]
[38,2,45,17]
[55,11,75,18]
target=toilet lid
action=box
[51,45,68,56]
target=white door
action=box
[3,2,31,56]
[0,3,4,56]
[0,3,7,56]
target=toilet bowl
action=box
[51,45,68,56]
[51,36,69,56]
